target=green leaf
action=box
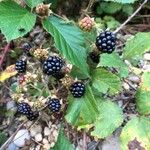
[0,0,36,41]
[122,4,134,16]
[52,128,74,150]
[42,16,89,77]
[92,68,122,95]
[91,100,123,138]
[136,72,150,115]
[98,53,129,77]
[120,116,150,150]
[102,0,137,3]
[123,32,150,60]
[65,85,99,127]
[25,0,44,8]
[101,2,122,14]
[0,132,7,146]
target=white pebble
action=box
[13,129,30,147]
[42,138,49,144]
[143,53,150,61]
[35,133,42,142]
[43,144,51,149]
[123,82,130,90]
[44,127,51,136]
[30,125,42,137]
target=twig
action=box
[0,121,27,150]
[0,42,11,68]
[82,130,87,150]
[81,0,95,18]
[114,0,148,33]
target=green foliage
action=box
[65,85,99,127]
[92,68,122,95]
[0,0,36,41]
[42,16,89,77]
[136,72,150,115]
[52,128,74,150]
[120,116,150,150]
[0,132,7,146]
[123,32,150,60]
[91,100,123,138]
[25,0,44,8]
[98,53,129,77]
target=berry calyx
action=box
[15,60,27,73]
[48,98,61,112]
[43,56,63,75]
[96,31,116,54]
[18,75,26,84]
[89,51,100,63]
[17,102,32,115]
[79,17,94,31]
[70,81,85,98]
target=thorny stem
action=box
[0,42,11,69]
[114,0,148,33]
[81,0,95,18]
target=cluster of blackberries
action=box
[15,60,27,73]
[70,81,85,98]
[17,102,39,121]
[96,31,116,54]
[43,56,64,76]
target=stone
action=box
[8,143,19,150]
[13,129,30,147]
[143,53,150,61]
[30,125,42,137]
[35,133,42,142]
[44,127,51,136]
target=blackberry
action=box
[17,102,32,115]
[15,60,27,73]
[70,81,85,98]
[52,71,65,80]
[96,31,116,54]
[22,42,32,55]
[26,111,39,121]
[48,98,61,112]
[43,56,63,75]
[89,51,100,63]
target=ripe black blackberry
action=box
[96,31,116,54]
[43,56,63,75]
[48,98,61,112]
[26,111,39,121]
[70,81,85,98]
[15,60,27,73]
[17,102,32,115]
[22,42,32,55]
[89,51,100,63]
[52,71,65,80]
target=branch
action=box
[114,0,148,33]
[81,0,95,18]
[0,42,11,68]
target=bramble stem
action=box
[114,0,148,33]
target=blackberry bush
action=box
[48,98,61,112]
[96,31,116,54]
[15,60,27,73]
[70,81,85,98]
[43,56,63,75]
